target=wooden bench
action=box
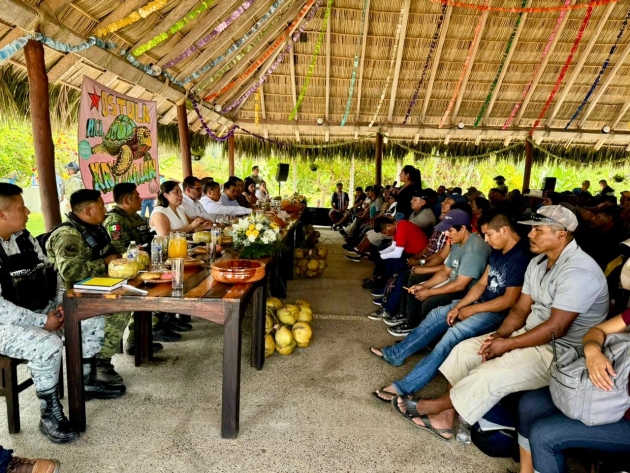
[0,355,64,433]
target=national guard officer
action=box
[0,184,124,444]
[103,183,169,354]
[62,162,84,213]
[46,189,130,385]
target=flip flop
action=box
[391,395,418,422]
[372,387,398,403]
[368,347,396,367]
[411,414,454,442]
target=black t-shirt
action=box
[395,183,421,218]
[331,191,349,210]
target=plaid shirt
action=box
[426,231,448,256]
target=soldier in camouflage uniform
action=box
[0,184,124,444]
[47,189,131,385]
[103,183,169,354]
[62,162,84,213]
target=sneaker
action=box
[387,323,415,337]
[343,249,360,257]
[339,229,348,237]
[362,278,383,290]
[342,243,355,251]
[372,298,384,306]
[383,313,406,327]
[367,308,389,320]
[370,288,385,297]
[344,254,362,262]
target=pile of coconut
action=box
[265,297,313,357]
[294,247,328,278]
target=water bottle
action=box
[127,241,138,261]
[456,415,472,445]
[211,224,220,245]
[151,237,163,270]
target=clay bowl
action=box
[211,259,266,284]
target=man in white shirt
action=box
[181,176,214,221]
[201,181,252,219]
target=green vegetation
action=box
[25,212,45,237]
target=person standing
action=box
[140,197,154,220]
[394,166,422,220]
[0,184,123,444]
[46,189,130,386]
[62,162,84,213]
[249,166,263,186]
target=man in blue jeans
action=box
[370,209,532,402]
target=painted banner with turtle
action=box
[78,76,160,203]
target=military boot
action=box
[7,456,60,473]
[95,357,123,385]
[165,313,192,332]
[83,357,126,400]
[123,341,164,356]
[36,388,79,444]
[153,312,181,342]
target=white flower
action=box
[264,230,276,242]
[261,236,269,244]
[248,233,257,243]
[255,223,263,231]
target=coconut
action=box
[136,251,151,270]
[265,334,275,358]
[296,306,313,323]
[298,259,308,271]
[296,267,303,275]
[317,247,329,259]
[266,297,283,311]
[305,270,316,278]
[292,322,313,347]
[295,299,310,308]
[193,231,211,244]
[277,305,299,325]
[276,339,296,355]
[295,248,304,259]
[108,258,139,279]
[265,315,274,333]
[274,326,293,348]
[307,259,319,271]
[318,259,327,270]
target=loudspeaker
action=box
[542,177,557,192]
[276,163,289,182]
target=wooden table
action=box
[63,266,267,439]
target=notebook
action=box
[73,276,127,292]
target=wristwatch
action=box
[419,259,426,266]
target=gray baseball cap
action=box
[519,205,578,232]
[66,162,80,172]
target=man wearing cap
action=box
[494,175,508,194]
[408,189,436,232]
[62,162,84,213]
[386,209,491,336]
[392,205,608,441]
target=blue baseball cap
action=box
[435,209,471,232]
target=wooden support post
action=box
[177,101,192,178]
[523,139,533,192]
[375,134,383,186]
[228,135,235,176]
[24,39,60,231]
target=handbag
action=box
[549,332,630,426]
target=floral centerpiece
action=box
[292,192,308,205]
[230,214,284,259]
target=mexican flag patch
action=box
[109,224,121,232]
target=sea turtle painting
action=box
[91,114,153,176]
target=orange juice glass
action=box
[168,232,188,258]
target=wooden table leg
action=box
[251,281,266,370]
[63,294,86,432]
[133,311,151,367]
[147,312,154,362]
[222,301,242,439]
[133,312,142,367]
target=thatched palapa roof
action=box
[1,0,630,160]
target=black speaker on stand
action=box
[542,177,557,193]
[276,163,289,197]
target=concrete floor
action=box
[0,229,519,472]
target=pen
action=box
[123,284,148,295]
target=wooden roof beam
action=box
[420,6,453,123]
[354,0,371,123]
[610,97,630,130]
[158,0,241,68]
[577,40,630,128]
[514,0,577,126]
[387,0,411,122]
[199,1,306,100]
[325,7,331,121]
[546,2,615,127]
[451,5,491,125]
[594,137,606,150]
[47,53,81,83]
[95,70,119,87]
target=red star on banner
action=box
[88,87,101,111]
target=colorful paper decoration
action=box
[530,3,594,135]
[203,0,319,102]
[370,1,407,126]
[96,0,169,37]
[34,33,116,53]
[191,97,238,141]
[564,8,630,129]
[473,0,527,127]
[0,37,28,61]
[162,0,257,69]
[289,0,333,121]
[401,2,447,125]
[503,0,571,129]
[439,1,488,129]
[429,0,616,14]
[340,0,368,126]
[132,0,213,57]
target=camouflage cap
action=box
[519,205,578,232]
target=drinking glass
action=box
[168,232,187,258]
[171,257,184,290]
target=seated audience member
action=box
[572,179,590,195]
[229,176,251,209]
[220,181,242,207]
[408,189,437,233]
[340,186,374,238]
[447,187,468,204]
[394,166,422,220]
[392,205,608,441]
[576,205,623,270]
[488,187,507,206]
[470,196,490,234]
[598,179,615,197]
[243,178,258,207]
[181,176,214,220]
[522,189,544,218]
[255,181,270,202]
[518,310,630,473]
[336,187,366,229]
[386,209,491,335]
[200,181,252,219]
[329,183,349,229]
[150,181,212,234]
[371,209,531,401]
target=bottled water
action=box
[456,415,472,445]
[151,237,163,270]
[126,241,138,261]
[211,224,220,245]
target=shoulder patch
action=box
[109,224,121,232]
[110,231,120,241]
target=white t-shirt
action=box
[200,196,252,220]
[181,194,213,220]
[255,189,269,201]
[150,206,189,235]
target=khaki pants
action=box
[439,328,554,424]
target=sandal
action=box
[372,387,398,403]
[411,414,454,442]
[391,394,421,418]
